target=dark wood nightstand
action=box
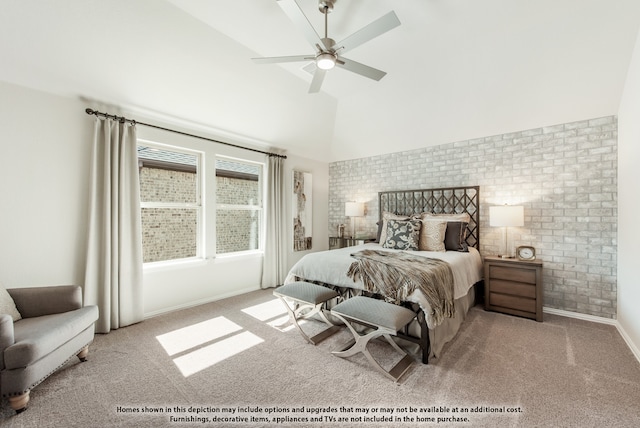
[484,256,543,322]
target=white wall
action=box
[0,81,92,288]
[617,27,640,359]
[0,80,330,318]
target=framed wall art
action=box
[292,170,312,251]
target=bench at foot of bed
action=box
[273,282,340,345]
[331,296,416,382]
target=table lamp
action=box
[489,205,524,258]
[345,202,365,239]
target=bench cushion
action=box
[274,282,338,305]
[5,306,99,370]
[332,296,416,332]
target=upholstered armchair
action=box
[0,285,99,413]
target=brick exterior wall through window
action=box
[139,167,260,262]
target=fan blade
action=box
[308,68,326,93]
[336,57,387,81]
[336,11,401,54]
[252,55,313,64]
[277,0,328,50]
[302,62,316,75]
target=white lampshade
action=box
[345,202,364,217]
[490,205,524,227]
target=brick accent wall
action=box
[329,116,617,318]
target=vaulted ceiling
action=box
[2,0,640,162]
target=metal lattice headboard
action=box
[378,186,480,249]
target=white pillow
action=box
[421,212,471,223]
[0,283,22,322]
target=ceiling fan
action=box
[252,0,401,93]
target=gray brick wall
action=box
[329,116,617,318]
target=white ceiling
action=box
[1,0,640,162]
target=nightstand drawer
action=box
[490,279,536,298]
[489,293,536,313]
[489,265,536,284]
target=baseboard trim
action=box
[615,322,640,364]
[543,307,617,325]
[144,286,260,319]
[543,306,640,364]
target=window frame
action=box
[138,139,205,267]
[214,155,264,258]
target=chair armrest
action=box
[8,285,83,318]
[0,314,15,370]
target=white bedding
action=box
[284,243,483,315]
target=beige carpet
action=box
[2,288,639,427]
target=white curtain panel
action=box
[261,156,287,288]
[84,117,143,333]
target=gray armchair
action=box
[0,285,99,413]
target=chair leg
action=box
[77,346,89,362]
[9,391,30,413]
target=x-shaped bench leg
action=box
[277,297,339,345]
[331,312,413,382]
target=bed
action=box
[284,186,483,363]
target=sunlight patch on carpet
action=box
[242,298,304,332]
[172,331,264,377]
[156,317,265,377]
[156,316,242,356]
[241,298,287,321]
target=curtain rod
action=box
[85,108,287,159]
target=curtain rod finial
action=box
[85,108,95,115]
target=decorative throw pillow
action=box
[383,219,422,251]
[421,212,471,224]
[417,219,448,252]
[379,212,410,244]
[444,221,469,252]
[0,283,22,322]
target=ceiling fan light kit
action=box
[316,52,336,70]
[252,0,401,93]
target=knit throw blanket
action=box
[346,250,455,328]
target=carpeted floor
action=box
[2,288,639,427]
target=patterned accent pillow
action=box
[418,219,448,252]
[382,219,422,251]
[379,212,410,244]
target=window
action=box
[138,143,202,264]
[215,157,262,255]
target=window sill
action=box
[143,257,207,272]
[212,250,263,263]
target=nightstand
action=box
[484,256,543,322]
[329,237,375,250]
